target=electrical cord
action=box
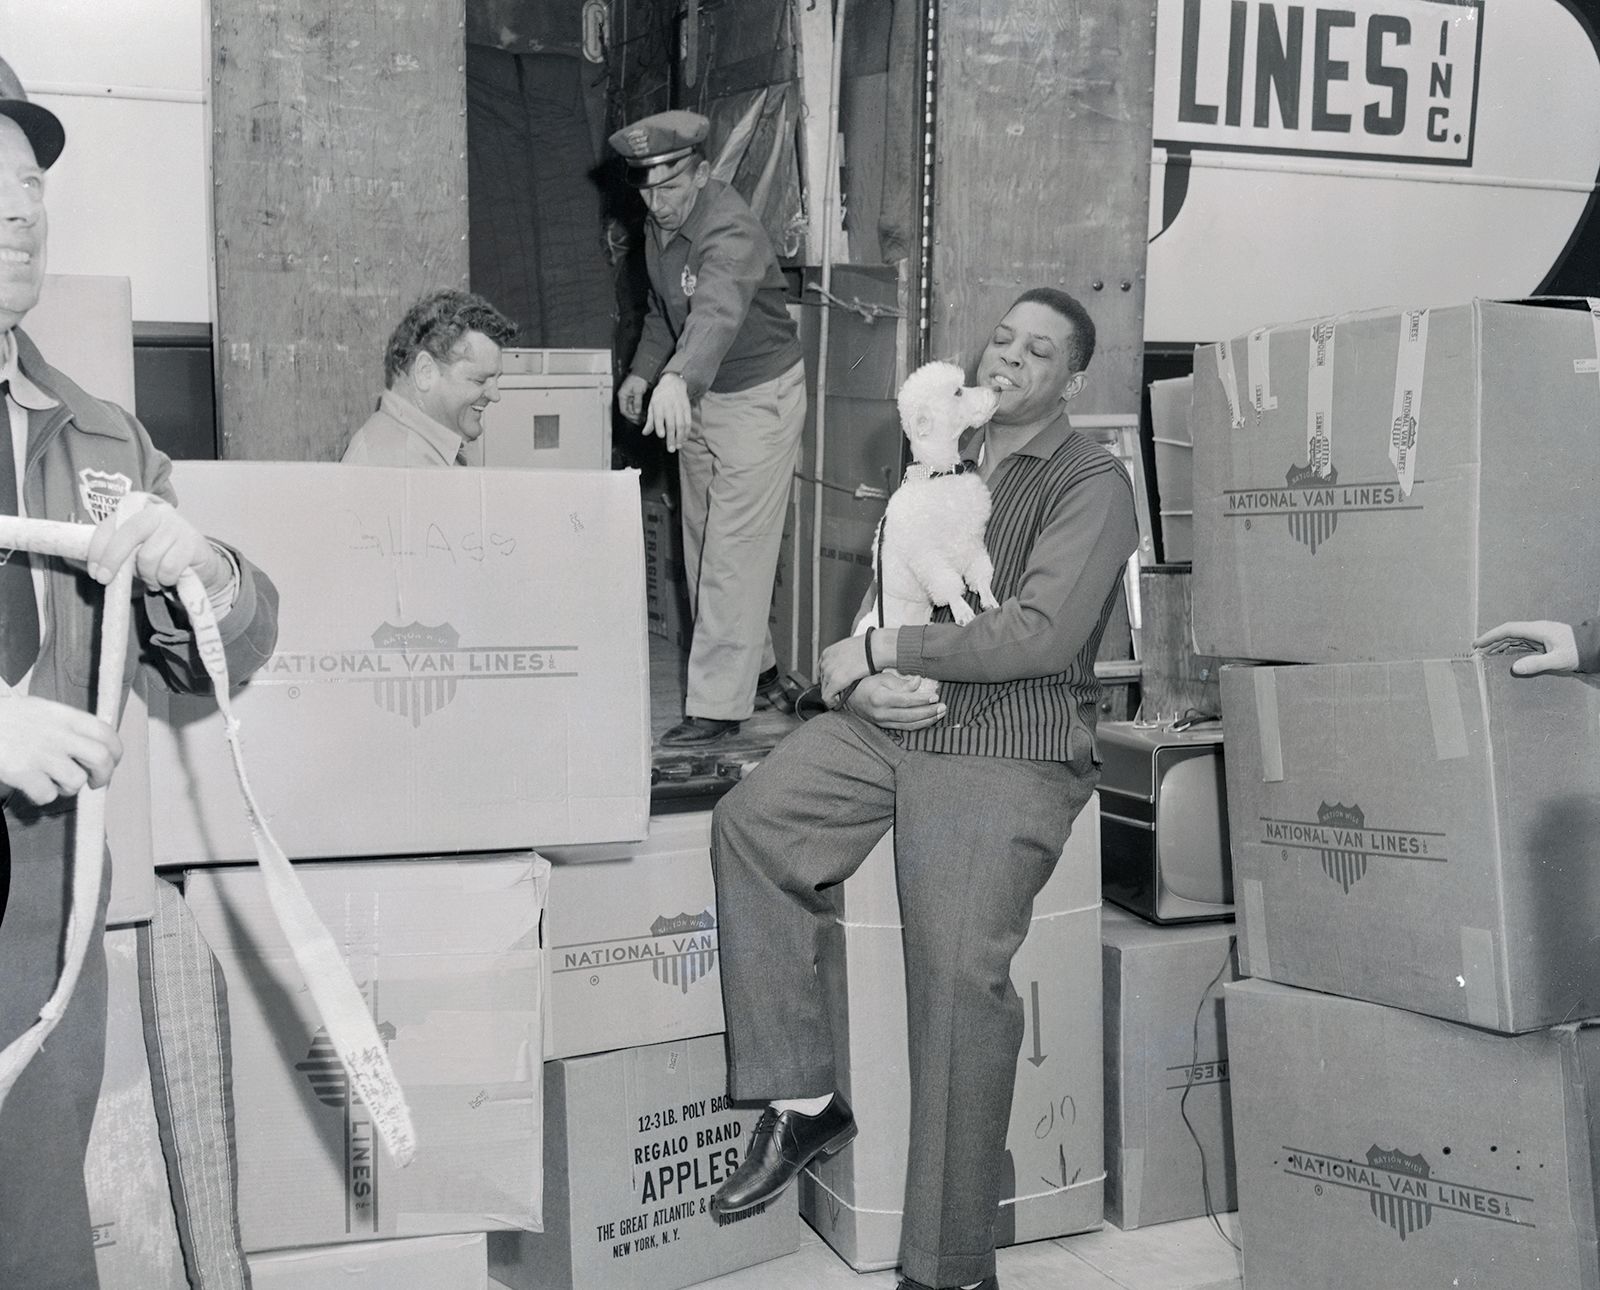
[1179,933,1242,1253]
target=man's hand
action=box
[618,373,650,424]
[0,694,123,805]
[819,628,900,707]
[643,372,693,451]
[1474,620,1580,676]
[86,495,227,597]
[844,673,944,731]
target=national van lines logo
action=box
[557,909,718,995]
[1260,802,1447,894]
[255,622,578,729]
[1316,801,1368,893]
[77,468,132,524]
[1222,465,1425,556]
[681,265,698,297]
[1283,1144,1534,1240]
[371,622,458,727]
[294,995,398,1236]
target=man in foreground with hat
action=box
[611,110,805,746]
[0,58,279,1287]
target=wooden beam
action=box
[930,0,1157,421]
[210,0,469,460]
[794,0,837,264]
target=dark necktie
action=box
[0,382,40,686]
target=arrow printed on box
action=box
[1027,981,1047,1067]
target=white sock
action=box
[770,1093,833,1116]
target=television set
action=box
[1097,720,1233,924]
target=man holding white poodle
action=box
[708,288,1139,1290]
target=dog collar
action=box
[928,459,979,478]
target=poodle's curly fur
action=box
[874,361,1001,627]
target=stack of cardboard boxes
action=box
[1191,300,1600,1288]
[136,461,795,1289]
[492,811,802,1290]
[798,806,1109,1268]
[1096,724,1240,1231]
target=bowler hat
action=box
[0,55,63,169]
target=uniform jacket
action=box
[10,326,279,804]
[630,178,802,400]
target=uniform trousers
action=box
[0,805,112,1289]
[678,360,806,721]
[711,711,1091,1287]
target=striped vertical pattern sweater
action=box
[896,422,1139,763]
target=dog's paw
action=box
[978,590,1000,610]
[948,599,976,625]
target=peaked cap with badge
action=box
[608,110,710,188]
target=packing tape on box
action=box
[1422,660,1469,761]
[1460,926,1501,1030]
[1582,298,1600,383]
[1388,309,1428,497]
[1215,340,1245,430]
[0,509,416,1167]
[1001,1172,1108,1207]
[1120,1148,1146,1229]
[837,898,1102,934]
[1253,668,1285,782]
[1241,879,1272,980]
[1306,322,1336,478]
[800,1163,1107,1218]
[1247,327,1277,420]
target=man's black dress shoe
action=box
[660,716,741,747]
[709,1094,856,1215]
[896,1278,998,1290]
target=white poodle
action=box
[871,360,1001,628]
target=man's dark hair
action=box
[383,289,518,387]
[1010,287,1096,373]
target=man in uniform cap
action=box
[611,109,805,745]
[0,56,279,1287]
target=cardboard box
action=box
[642,495,691,649]
[248,1233,487,1289]
[183,855,547,1251]
[489,1036,801,1290]
[147,462,650,864]
[1221,655,1600,1033]
[1228,977,1600,1290]
[85,928,188,1290]
[1149,374,1194,563]
[542,811,724,1060]
[799,799,1105,1269]
[1101,907,1238,1230]
[1191,300,1600,662]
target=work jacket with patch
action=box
[8,326,279,812]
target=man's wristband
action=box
[865,628,880,675]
